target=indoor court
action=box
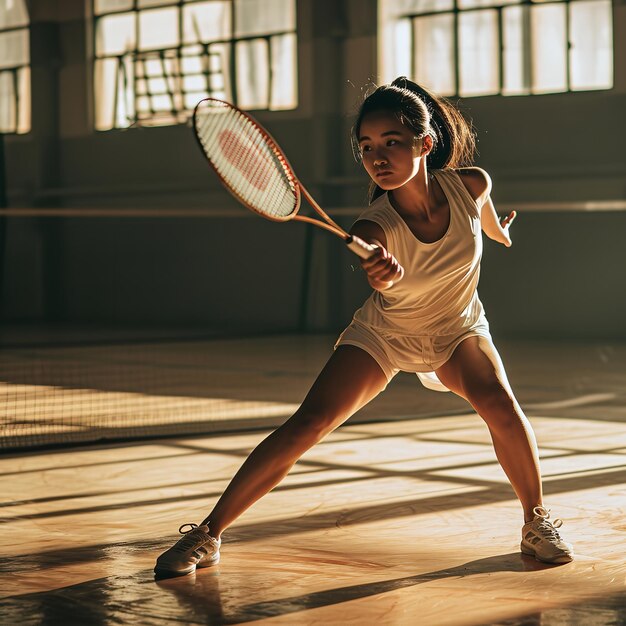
[1,336,626,624]
[1,1,625,625]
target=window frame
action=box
[92,0,298,131]
[0,5,30,135]
[381,0,614,98]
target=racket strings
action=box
[246,122,294,214]
[195,102,298,219]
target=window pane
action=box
[0,0,28,29]
[185,91,208,109]
[235,0,295,37]
[183,1,231,44]
[459,9,499,96]
[208,43,231,99]
[182,43,203,56]
[0,70,15,132]
[139,7,179,51]
[141,58,163,77]
[414,14,455,96]
[0,29,29,68]
[149,93,173,111]
[148,76,168,94]
[387,0,453,15]
[391,19,412,79]
[181,42,232,100]
[570,0,613,90]
[502,5,529,95]
[183,74,206,92]
[270,33,297,110]
[94,0,133,15]
[94,56,134,129]
[236,38,269,109]
[95,13,136,56]
[459,0,519,7]
[210,72,225,90]
[119,56,135,126]
[94,58,118,129]
[17,65,30,133]
[136,95,150,113]
[531,3,566,93]
[138,0,173,7]
[181,55,201,74]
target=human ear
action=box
[421,134,433,156]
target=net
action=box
[0,193,324,452]
[0,332,311,450]
[194,98,299,220]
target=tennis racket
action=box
[192,98,376,260]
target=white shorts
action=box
[334,315,491,392]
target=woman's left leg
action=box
[435,335,542,523]
[435,335,573,563]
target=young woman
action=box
[155,77,573,577]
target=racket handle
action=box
[345,235,376,259]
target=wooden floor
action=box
[1,335,625,625]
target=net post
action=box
[298,223,315,332]
[0,133,6,321]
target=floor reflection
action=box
[1,337,625,625]
[1,556,624,626]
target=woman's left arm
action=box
[481,196,516,247]
[459,167,516,248]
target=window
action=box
[0,0,30,134]
[379,0,613,97]
[93,0,298,131]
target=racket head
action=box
[193,98,301,222]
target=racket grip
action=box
[346,235,376,259]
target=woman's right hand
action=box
[361,245,404,291]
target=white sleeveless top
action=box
[353,168,484,337]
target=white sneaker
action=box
[154,523,220,578]
[521,506,573,564]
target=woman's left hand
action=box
[500,210,516,247]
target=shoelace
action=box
[179,523,200,534]
[173,523,206,553]
[532,506,564,540]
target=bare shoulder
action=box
[456,167,492,204]
[350,219,387,249]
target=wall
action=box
[2,0,625,340]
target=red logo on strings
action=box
[218,129,272,192]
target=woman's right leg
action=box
[202,344,389,538]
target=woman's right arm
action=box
[350,219,404,291]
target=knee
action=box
[279,407,342,449]
[467,384,520,430]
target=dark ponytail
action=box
[353,76,476,203]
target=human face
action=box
[358,110,424,190]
